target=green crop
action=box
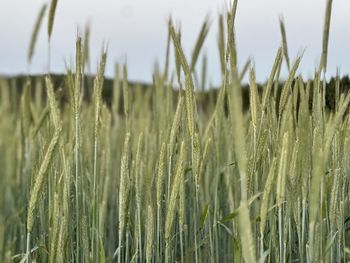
[0,0,349,262]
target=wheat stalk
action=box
[146,205,154,263]
[28,4,47,65]
[238,201,256,263]
[190,17,210,72]
[118,132,131,263]
[45,76,61,129]
[165,141,185,241]
[279,16,290,71]
[27,126,61,233]
[26,125,61,262]
[169,25,195,138]
[48,0,58,40]
[319,0,333,73]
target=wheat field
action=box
[0,0,350,262]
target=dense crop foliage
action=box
[1,0,350,262]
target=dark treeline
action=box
[2,74,350,113]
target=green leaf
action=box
[200,204,209,229]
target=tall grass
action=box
[1,1,350,263]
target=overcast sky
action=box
[0,0,350,84]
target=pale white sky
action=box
[0,0,350,84]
